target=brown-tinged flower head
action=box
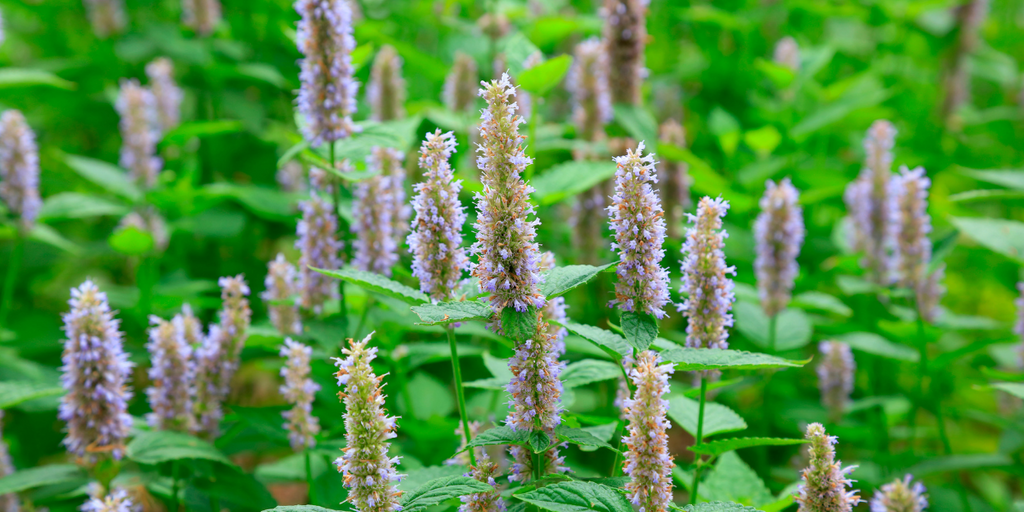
[0,411,20,512]
[194,276,251,439]
[145,313,195,432]
[602,0,647,105]
[182,0,221,36]
[83,0,126,38]
[145,57,182,132]
[368,45,406,122]
[459,451,507,512]
[0,110,41,232]
[352,146,408,276]
[444,52,479,113]
[774,36,800,72]
[280,338,320,450]
[817,341,855,422]
[893,166,944,323]
[278,160,307,193]
[478,13,510,42]
[296,183,342,313]
[678,196,736,350]
[844,120,898,285]
[796,423,861,512]
[870,474,928,512]
[295,0,360,146]
[657,119,691,239]
[568,38,612,142]
[943,0,990,118]
[754,177,805,317]
[116,79,162,189]
[262,253,303,336]
[622,350,674,512]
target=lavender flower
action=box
[444,52,479,113]
[116,79,162,189]
[0,110,41,231]
[506,325,567,482]
[408,129,469,301]
[538,252,569,358]
[353,147,407,276]
[333,332,403,512]
[817,341,855,422]
[278,161,307,193]
[568,38,612,142]
[796,423,861,512]
[368,45,406,122]
[870,475,928,512]
[81,489,134,512]
[297,190,342,312]
[773,36,800,72]
[459,453,506,512]
[59,280,133,461]
[657,120,691,239]
[470,73,545,314]
[262,253,303,336]
[146,315,195,432]
[943,0,989,118]
[894,166,944,323]
[0,411,19,512]
[145,58,182,132]
[1015,282,1024,368]
[844,120,898,285]
[602,0,646,105]
[280,338,321,450]
[754,178,804,318]
[194,276,251,438]
[296,0,359,146]
[182,0,221,36]
[679,196,736,350]
[622,350,674,512]
[83,0,126,38]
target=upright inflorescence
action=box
[459,453,506,512]
[145,58,182,132]
[773,36,800,72]
[80,489,135,512]
[194,276,251,438]
[0,110,41,232]
[59,281,133,461]
[817,341,856,422]
[657,120,691,239]
[606,142,670,319]
[944,0,990,118]
[894,166,944,323]
[334,333,403,512]
[182,0,221,36]
[408,130,468,301]
[679,196,736,351]
[146,315,195,432]
[262,253,303,336]
[83,0,126,38]
[844,120,898,285]
[870,475,928,512]
[296,189,342,312]
[506,325,567,482]
[295,0,359,146]
[368,45,406,121]
[471,73,545,314]
[796,423,861,512]
[568,38,612,142]
[0,411,19,512]
[444,52,479,113]
[280,338,321,450]
[602,0,646,105]
[754,178,805,318]
[622,351,675,512]
[116,79,162,190]
[353,146,407,276]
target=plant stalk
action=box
[0,236,23,333]
[305,449,317,504]
[446,325,476,467]
[690,375,708,505]
[171,460,181,512]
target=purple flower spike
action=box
[844,120,898,284]
[116,79,162,190]
[754,177,805,317]
[296,188,342,313]
[567,38,611,141]
[145,58,182,132]
[678,196,736,350]
[367,45,406,122]
[796,423,862,512]
[83,0,126,38]
[444,52,479,113]
[353,146,408,277]
[295,0,360,146]
[870,474,928,512]
[194,276,251,439]
[146,313,195,432]
[622,350,675,512]
[0,110,41,232]
[893,166,944,323]
[182,0,221,36]
[262,253,303,336]
[817,341,855,422]
[602,0,646,105]
[280,338,320,450]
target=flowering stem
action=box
[171,460,180,512]
[767,314,777,353]
[0,236,23,332]
[533,450,543,482]
[690,375,708,505]
[305,449,316,504]
[525,99,538,180]
[446,325,476,467]
[909,301,927,454]
[354,296,373,338]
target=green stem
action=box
[210,496,220,512]
[305,449,317,504]
[909,306,928,454]
[690,376,708,505]
[533,450,543,482]
[0,236,23,333]
[354,297,373,338]
[610,421,625,477]
[446,325,476,467]
[525,98,539,180]
[171,460,180,512]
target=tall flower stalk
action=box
[280,339,320,450]
[796,423,861,512]
[444,52,479,113]
[194,276,251,439]
[146,315,195,432]
[818,341,856,422]
[0,110,41,232]
[145,58,182,132]
[1015,282,1024,368]
[622,351,674,512]
[602,0,646,105]
[353,147,407,276]
[844,120,898,285]
[116,79,162,190]
[262,253,303,336]
[0,411,19,512]
[870,475,928,512]
[657,120,691,239]
[182,0,221,36]
[679,196,736,351]
[368,45,406,122]
[295,0,359,147]
[83,0,126,38]
[894,166,944,323]
[754,178,804,322]
[568,38,612,143]
[297,187,342,313]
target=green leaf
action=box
[255,452,330,482]
[463,377,507,390]
[516,481,633,512]
[532,160,619,205]
[502,307,538,342]
[621,311,658,352]
[109,225,155,255]
[561,322,631,359]
[839,332,919,362]
[961,169,1024,190]
[949,216,1024,263]
[38,193,128,221]
[0,464,86,495]
[198,466,277,510]
[734,302,812,350]
[908,453,1013,477]
[530,430,552,453]
[659,348,809,372]
[578,423,618,453]
[263,507,339,512]
[613,104,658,145]
[539,262,615,298]
[127,430,233,466]
[0,380,64,409]
[0,68,75,90]
[28,224,80,254]
[314,267,428,305]
[400,476,495,512]
[555,425,614,451]
[63,154,141,202]
[162,120,244,145]
[743,125,782,157]
[202,183,299,221]
[991,382,1024,399]
[689,437,807,457]
[681,502,762,512]
[517,54,573,95]
[561,359,622,389]
[462,426,529,451]
[398,465,467,494]
[698,452,774,507]
[411,300,493,325]
[708,107,741,156]
[791,291,852,317]
[499,32,542,76]
[667,394,747,438]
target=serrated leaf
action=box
[502,307,538,342]
[411,300,493,325]
[561,322,631,359]
[699,452,774,507]
[621,311,658,352]
[659,348,809,372]
[0,464,86,495]
[991,382,1024,399]
[539,262,615,299]
[561,359,622,389]
[462,426,529,452]
[38,193,128,221]
[839,332,918,362]
[667,394,747,438]
[516,481,633,512]
[400,476,494,512]
[463,377,507,390]
[532,160,619,205]
[63,154,141,202]
[791,291,852,317]
[681,502,762,512]
[555,425,614,451]
[0,380,64,409]
[314,267,428,305]
[578,423,618,453]
[734,303,812,350]
[0,68,75,90]
[127,430,233,466]
[517,54,573,96]
[530,430,553,453]
[949,216,1024,263]
[689,437,807,457]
